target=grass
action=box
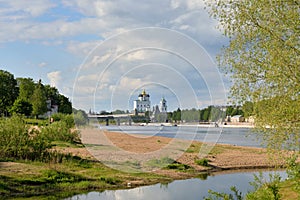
[0,157,171,199]
[146,157,175,168]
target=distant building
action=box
[159,97,167,113]
[151,97,168,122]
[230,115,245,123]
[133,89,151,113]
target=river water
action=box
[66,126,274,200]
[103,125,262,147]
[66,171,287,200]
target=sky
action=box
[0,0,229,112]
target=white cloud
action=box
[1,0,229,111]
[47,71,62,88]
[38,62,47,67]
[125,50,146,61]
[0,0,56,18]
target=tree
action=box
[172,108,181,122]
[44,85,60,105]
[58,94,72,114]
[0,70,18,115]
[10,98,32,116]
[16,78,35,101]
[31,80,47,118]
[206,0,300,150]
[242,101,254,118]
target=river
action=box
[66,170,287,200]
[103,125,262,147]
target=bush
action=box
[195,158,209,166]
[51,113,75,129]
[41,121,80,144]
[0,115,51,161]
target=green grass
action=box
[146,157,175,168]
[0,157,171,199]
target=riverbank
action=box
[0,128,295,199]
[79,129,287,179]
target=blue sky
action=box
[0,0,229,112]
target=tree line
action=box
[0,69,72,118]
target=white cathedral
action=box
[133,89,151,113]
[133,90,167,116]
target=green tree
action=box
[31,80,47,118]
[44,85,60,105]
[226,106,234,116]
[10,98,32,116]
[16,78,35,101]
[242,101,254,118]
[172,108,181,122]
[206,0,300,150]
[58,94,72,114]
[0,70,18,115]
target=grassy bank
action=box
[1,116,299,199]
[0,158,171,199]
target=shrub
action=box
[195,158,209,166]
[0,115,51,161]
[165,163,191,171]
[51,113,75,129]
[41,121,80,144]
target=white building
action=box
[133,89,151,113]
[159,97,167,113]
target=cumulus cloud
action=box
[47,71,62,88]
[1,0,228,111]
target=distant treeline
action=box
[0,69,72,118]
[97,103,253,123]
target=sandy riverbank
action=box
[70,128,290,178]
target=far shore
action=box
[128,122,255,128]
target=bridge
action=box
[87,114,135,126]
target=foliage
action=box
[0,115,51,161]
[200,106,211,122]
[58,94,72,114]
[9,98,33,116]
[51,113,75,129]
[73,109,88,126]
[195,158,209,167]
[205,0,300,150]
[146,157,175,168]
[246,172,281,200]
[0,115,80,162]
[286,154,300,191]
[242,102,253,118]
[172,108,181,122]
[181,108,200,122]
[42,121,80,144]
[31,80,48,118]
[16,77,35,101]
[0,70,18,115]
[165,163,191,171]
[204,186,243,200]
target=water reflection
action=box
[66,171,286,200]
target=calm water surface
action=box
[103,126,262,147]
[66,171,286,200]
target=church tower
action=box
[159,97,167,113]
[133,89,151,113]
